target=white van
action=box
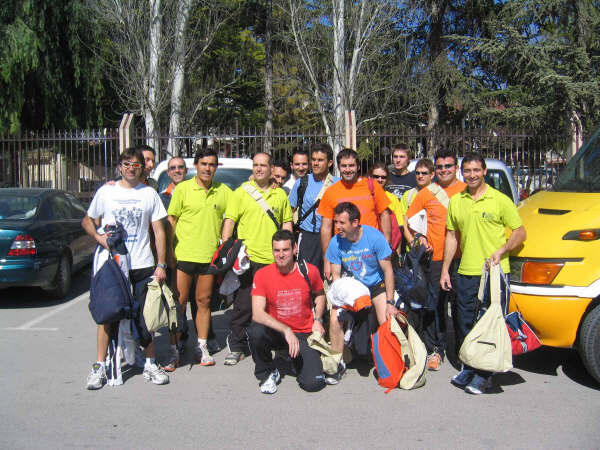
[407,157,518,203]
[152,157,253,193]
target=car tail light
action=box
[8,234,36,256]
[521,261,563,285]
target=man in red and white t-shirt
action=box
[248,229,327,394]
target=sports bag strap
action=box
[405,187,417,205]
[242,183,280,229]
[426,183,450,209]
[297,259,315,302]
[297,173,334,225]
[294,175,309,225]
[477,264,489,302]
[161,283,178,330]
[489,263,502,306]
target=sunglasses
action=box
[121,161,142,169]
[435,163,455,170]
[372,175,387,180]
[168,164,186,170]
[415,170,431,176]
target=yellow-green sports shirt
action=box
[225,180,293,264]
[446,184,522,276]
[168,178,232,263]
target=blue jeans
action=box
[455,273,507,378]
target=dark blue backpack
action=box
[89,255,136,325]
[395,241,430,309]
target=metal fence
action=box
[0,126,571,201]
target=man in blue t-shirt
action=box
[325,202,398,360]
[289,143,339,274]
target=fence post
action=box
[119,113,134,153]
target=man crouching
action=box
[248,230,327,394]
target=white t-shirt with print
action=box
[87,183,167,270]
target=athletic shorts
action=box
[368,281,386,299]
[177,261,211,276]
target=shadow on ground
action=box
[0,267,91,309]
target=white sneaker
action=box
[143,362,170,385]
[196,345,215,366]
[260,369,281,394]
[86,363,107,390]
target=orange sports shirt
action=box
[317,177,391,230]
[406,180,466,261]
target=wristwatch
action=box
[386,300,396,306]
[314,317,324,323]
[156,263,167,269]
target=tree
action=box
[448,0,600,153]
[0,0,108,134]
[282,0,417,154]
[90,0,234,154]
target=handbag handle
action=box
[477,262,502,306]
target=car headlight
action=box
[510,258,566,285]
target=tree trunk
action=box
[146,0,162,154]
[167,0,192,157]
[263,0,274,154]
[332,0,345,159]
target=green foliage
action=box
[0,0,109,134]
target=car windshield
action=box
[157,167,252,192]
[485,169,513,201]
[0,194,40,220]
[553,128,600,192]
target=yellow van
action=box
[509,128,600,383]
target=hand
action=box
[312,319,325,336]
[418,235,432,252]
[153,266,167,283]
[283,328,300,359]
[440,271,452,291]
[489,250,503,267]
[386,303,399,320]
[323,260,332,282]
[95,233,109,250]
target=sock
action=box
[145,357,155,367]
[197,338,207,348]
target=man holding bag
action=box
[440,153,526,395]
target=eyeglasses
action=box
[168,165,186,170]
[415,170,430,176]
[435,163,455,170]
[120,161,142,169]
[372,175,387,180]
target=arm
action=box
[151,219,167,283]
[321,216,334,280]
[440,229,458,291]
[221,218,235,242]
[312,293,326,336]
[166,215,178,269]
[252,295,300,358]
[377,257,398,324]
[402,215,414,244]
[82,215,108,250]
[379,208,392,245]
[330,263,342,282]
[490,225,527,266]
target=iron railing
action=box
[0,126,571,201]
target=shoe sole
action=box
[200,360,216,366]
[86,383,105,390]
[163,365,177,372]
[143,376,169,385]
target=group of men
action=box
[83,142,525,396]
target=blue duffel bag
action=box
[89,255,136,325]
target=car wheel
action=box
[46,254,72,299]
[578,304,600,384]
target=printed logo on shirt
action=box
[113,206,143,242]
[275,288,303,319]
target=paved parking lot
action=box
[1,268,598,449]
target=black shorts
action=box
[177,261,211,276]
[369,281,386,299]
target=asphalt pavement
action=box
[1,268,598,449]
